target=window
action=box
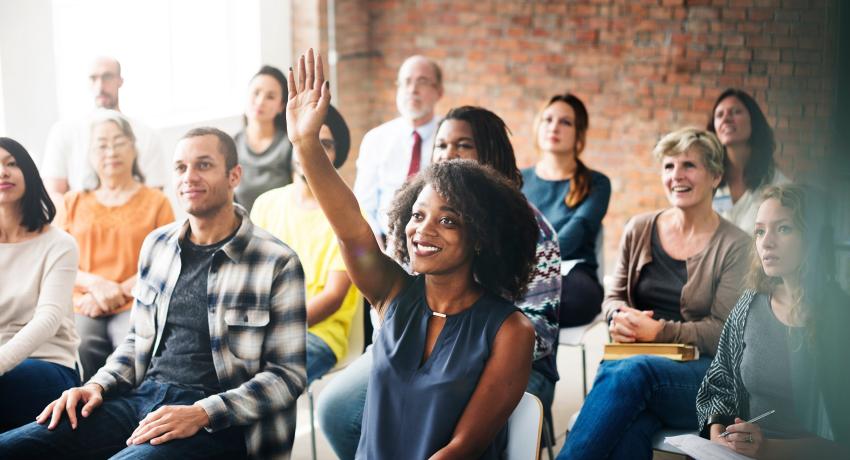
[51,0,263,127]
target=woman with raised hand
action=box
[0,137,80,432]
[708,88,789,233]
[287,49,538,459]
[317,105,562,459]
[522,93,611,327]
[58,110,174,380]
[558,127,750,460]
[697,184,850,459]
[233,65,294,212]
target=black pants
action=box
[559,263,603,327]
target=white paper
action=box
[560,259,584,276]
[664,434,753,460]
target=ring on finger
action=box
[746,434,753,443]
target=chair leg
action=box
[542,417,555,460]
[308,386,317,460]
[580,345,588,399]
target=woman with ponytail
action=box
[522,93,611,327]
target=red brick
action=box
[322,0,837,270]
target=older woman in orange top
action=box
[58,110,174,379]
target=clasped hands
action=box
[76,276,134,318]
[608,305,663,343]
[36,383,210,446]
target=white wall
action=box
[0,0,291,216]
[0,0,58,161]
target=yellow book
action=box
[603,343,700,362]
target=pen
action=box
[719,409,776,438]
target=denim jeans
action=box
[0,358,80,433]
[316,346,373,460]
[0,379,246,460]
[557,355,712,460]
[307,332,338,385]
[316,346,557,460]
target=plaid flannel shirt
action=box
[89,206,306,459]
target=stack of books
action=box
[603,343,699,362]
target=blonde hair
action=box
[652,127,724,179]
[745,185,809,322]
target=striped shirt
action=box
[89,205,306,459]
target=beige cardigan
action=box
[603,210,750,355]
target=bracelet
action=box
[701,414,735,438]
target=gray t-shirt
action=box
[144,233,234,395]
[233,129,293,213]
[741,294,810,437]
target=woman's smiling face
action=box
[405,184,474,276]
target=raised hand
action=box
[286,48,331,148]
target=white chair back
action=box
[505,392,543,460]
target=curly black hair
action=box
[386,160,538,302]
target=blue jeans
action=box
[557,355,711,460]
[307,332,338,385]
[0,358,80,433]
[316,346,372,460]
[316,346,557,460]
[0,380,246,459]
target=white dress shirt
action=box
[712,170,790,234]
[353,115,439,236]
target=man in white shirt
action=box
[41,56,168,194]
[353,55,444,240]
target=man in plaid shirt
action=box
[0,127,306,459]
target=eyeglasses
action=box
[395,77,437,90]
[94,137,132,153]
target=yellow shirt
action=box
[251,185,361,362]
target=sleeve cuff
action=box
[195,394,231,432]
[87,371,118,395]
[655,319,674,342]
[701,414,735,438]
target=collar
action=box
[167,204,253,263]
[405,114,440,140]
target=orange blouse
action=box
[59,186,175,314]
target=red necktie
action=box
[406,130,422,178]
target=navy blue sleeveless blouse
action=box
[355,275,519,459]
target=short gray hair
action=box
[652,127,724,178]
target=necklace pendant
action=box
[431,311,447,318]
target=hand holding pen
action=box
[712,409,775,457]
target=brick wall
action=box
[292,0,839,272]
